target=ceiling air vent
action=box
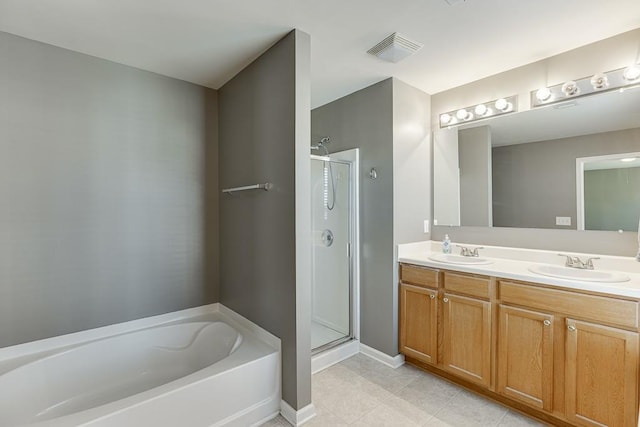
[367,32,423,63]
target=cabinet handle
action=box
[543,320,551,326]
[443,297,449,303]
[429,294,435,299]
[567,325,576,331]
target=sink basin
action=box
[428,253,494,265]
[528,264,630,283]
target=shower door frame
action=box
[310,148,360,354]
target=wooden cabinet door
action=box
[565,319,639,427]
[442,293,491,387]
[497,305,554,411]
[399,283,438,364]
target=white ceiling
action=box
[1,0,640,108]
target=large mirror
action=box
[433,88,640,231]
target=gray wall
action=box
[459,126,492,226]
[585,167,640,232]
[0,32,219,348]
[312,79,396,355]
[312,78,431,357]
[218,30,311,410]
[492,128,640,229]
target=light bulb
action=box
[495,98,513,112]
[590,73,609,89]
[621,157,637,162]
[456,108,470,120]
[440,113,452,125]
[623,64,640,82]
[494,98,508,111]
[561,81,579,96]
[536,87,552,102]
[475,104,488,116]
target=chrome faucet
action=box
[457,245,484,257]
[558,254,600,270]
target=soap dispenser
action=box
[443,234,451,254]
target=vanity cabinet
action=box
[441,271,492,387]
[497,304,554,411]
[399,267,493,385]
[442,292,491,387]
[499,279,639,426]
[399,262,640,427]
[399,283,438,364]
[399,265,439,364]
[565,319,638,427]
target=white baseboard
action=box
[280,400,316,426]
[360,343,405,369]
[311,340,359,374]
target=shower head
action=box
[311,137,331,152]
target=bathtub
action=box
[0,305,281,427]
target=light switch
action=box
[423,220,430,233]
[556,216,571,226]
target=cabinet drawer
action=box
[499,281,639,329]
[444,272,490,299]
[400,264,439,288]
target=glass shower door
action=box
[311,157,351,352]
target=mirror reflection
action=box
[433,88,640,231]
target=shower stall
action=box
[310,141,359,355]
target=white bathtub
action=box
[0,305,281,427]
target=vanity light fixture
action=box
[456,108,472,121]
[561,81,580,96]
[531,64,640,108]
[590,73,609,89]
[623,64,640,82]
[474,104,489,116]
[494,98,513,112]
[439,95,518,128]
[535,87,552,102]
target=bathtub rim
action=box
[0,303,280,372]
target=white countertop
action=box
[398,241,640,299]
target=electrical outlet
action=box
[556,216,571,226]
[423,220,430,233]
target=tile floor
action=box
[262,353,545,426]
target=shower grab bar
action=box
[222,183,273,194]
